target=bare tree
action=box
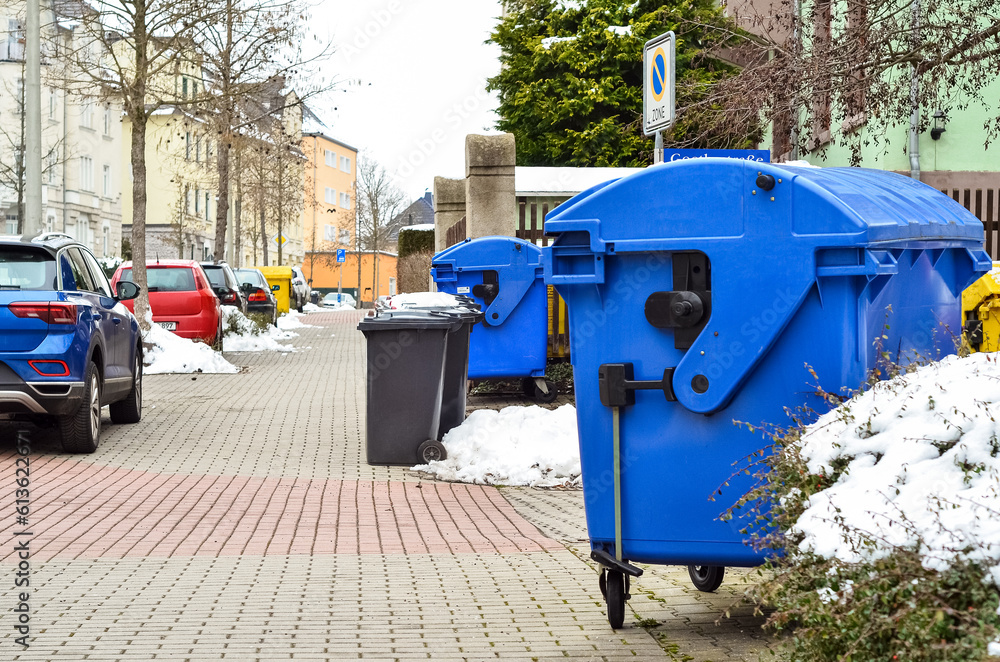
[356,155,406,305]
[692,0,1000,162]
[58,0,218,328]
[194,0,333,262]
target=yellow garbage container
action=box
[962,262,1000,352]
[259,266,294,315]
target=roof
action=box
[388,192,435,243]
[515,166,646,196]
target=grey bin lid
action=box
[358,309,468,333]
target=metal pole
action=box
[613,406,623,561]
[23,0,42,237]
[653,131,663,164]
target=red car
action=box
[111,260,223,348]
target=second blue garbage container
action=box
[432,236,554,401]
[543,159,991,628]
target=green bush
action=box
[398,228,435,257]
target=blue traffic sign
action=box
[337,249,346,263]
[661,149,770,163]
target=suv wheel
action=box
[109,350,142,424]
[59,361,101,453]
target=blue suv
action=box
[0,233,143,452]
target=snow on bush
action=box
[413,405,581,487]
[221,306,297,353]
[793,352,1000,582]
[141,309,237,375]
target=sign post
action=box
[643,31,675,164]
[336,249,346,298]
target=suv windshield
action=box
[0,247,57,290]
[120,267,196,292]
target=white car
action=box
[322,292,356,309]
[290,266,310,312]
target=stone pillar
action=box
[465,133,516,239]
[433,176,466,253]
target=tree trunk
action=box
[130,114,151,329]
[213,130,231,260]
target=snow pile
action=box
[792,353,1000,593]
[413,405,581,488]
[142,310,238,375]
[221,306,297,353]
[989,262,1000,286]
[277,310,315,330]
[383,292,476,310]
[302,302,325,313]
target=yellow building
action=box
[301,108,358,260]
[305,251,398,303]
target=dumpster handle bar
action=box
[590,548,643,577]
[599,363,676,407]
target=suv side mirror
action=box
[116,281,140,301]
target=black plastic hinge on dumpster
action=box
[599,363,676,407]
[644,252,712,349]
[472,270,500,306]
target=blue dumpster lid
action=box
[432,236,543,269]
[545,159,986,247]
[431,237,543,327]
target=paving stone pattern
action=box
[0,309,775,661]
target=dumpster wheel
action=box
[524,378,558,404]
[603,569,628,629]
[687,565,725,592]
[417,439,447,463]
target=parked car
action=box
[201,262,247,315]
[234,268,279,326]
[321,292,356,309]
[111,260,223,350]
[0,232,143,453]
[290,266,310,312]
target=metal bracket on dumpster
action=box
[599,363,676,407]
[591,549,643,577]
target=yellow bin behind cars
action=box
[962,262,1000,352]
[259,266,293,315]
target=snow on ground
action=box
[413,405,581,488]
[277,310,316,330]
[792,352,1000,595]
[321,302,356,311]
[142,310,238,375]
[303,302,325,313]
[221,307,297,353]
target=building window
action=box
[81,99,94,129]
[323,224,337,242]
[185,132,191,160]
[206,139,213,160]
[203,242,211,261]
[324,187,336,204]
[103,105,112,135]
[5,19,24,61]
[46,215,55,233]
[182,77,188,98]
[195,188,200,214]
[102,222,110,256]
[339,228,351,245]
[45,151,57,184]
[195,134,201,163]
[340,156,351,173]
[185,185,191,214]
[76,214,90,246]
[80,156,94,191]
[5,215,18,234]
[205,191,210,220]
[324,149,336,167]
[339,192,350,209]
[102,164,111,197]
[48,90,56,120]
[192,81,198,97]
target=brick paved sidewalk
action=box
[0,309,775,661]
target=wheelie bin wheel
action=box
[417,439,447,463]
[605,570,625,629]
[687,565,725,592]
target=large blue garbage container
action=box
[543,159,992,628]
[432,237,554,400]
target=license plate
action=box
[157,322,177,331]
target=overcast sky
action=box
[308,0,505,202]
